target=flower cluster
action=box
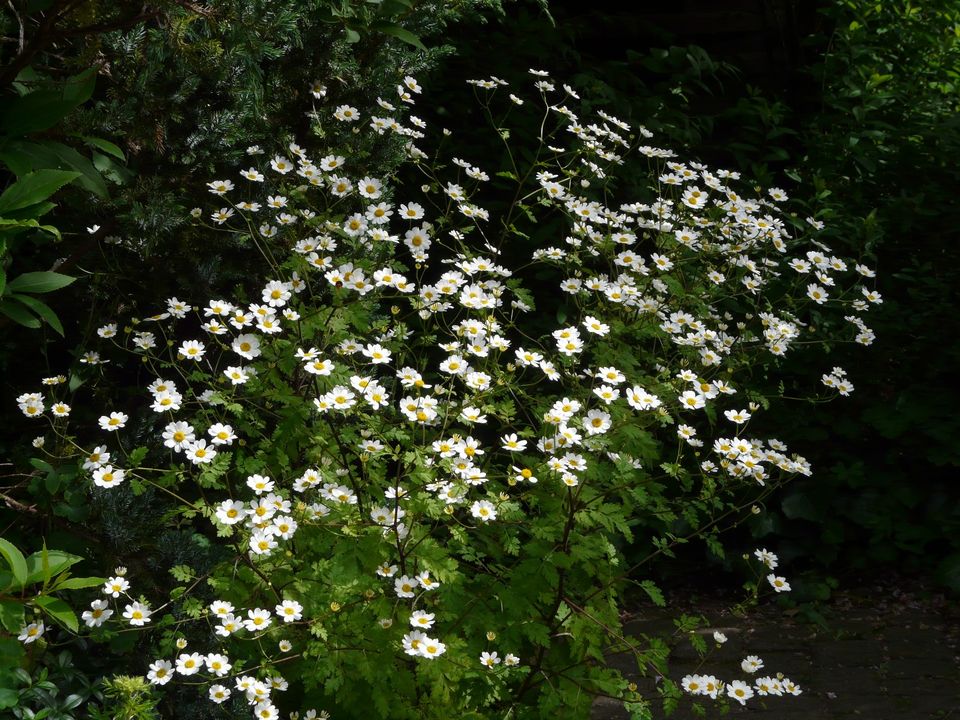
[682,654,802,706]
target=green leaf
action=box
[91,151,133,185]
[127,447,149,467]
[60,68,97,106]
[0,687,17,709]
[0,69,95,136]
[0,299,40,328]
[29,458,55,474]
[45,471,61,494]
[9,294,65,335]
[0,217,61,241]
[53,576,105,591]
[639,579,666,607]
[53,502,86,522]
[0,600,24,633]
[0,140,108,198]
[24,549,82,586]
[170,565,195,582]
[380,0,414,11]
[34,595,78,632]
[62,693,84,711]
[369,22,427,51]
[0,636,24,665]
[0,539,28,587]
[0,90,75,135]
[5,271,76,294]
[81,136,125,161]
[1,200,57,221]
[0,170,80,215]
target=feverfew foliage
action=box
[18,70,880,719]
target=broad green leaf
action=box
[24,549,82,586]
[0,539,27,587]
[0,299,40,328]
[0,90,75,135]
[0,170,80,214]
[45,472,61,494]
[59,68,97,107]
[369,23,427,51]
[53,576,105,591]
[0,600,24,633]
[53,502,86,522]
[0,269,5,296]
[0,139,108,198]
[0,217,37,231]
[44,143,108,198]
[62,693,84,711]
[1,200,57,220]
[0,637,25,665]
[379,0,414,14]
[5,271,76,294]
[0,139,64,175]
[0,69,95,135]
[34,595,78,632]
[91,151,133,185]
[0,217,61,240]
[28,458,55,474]
[81,136,125,161]
[9,294,65,336]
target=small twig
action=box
[7,0,25,54]
[1,492,38,514]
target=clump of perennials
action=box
[16,68,880,718]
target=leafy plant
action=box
[14,67,874,717]
[0,67,128,335]
[0,537,104,716]
[0,649,106,720]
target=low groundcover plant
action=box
[16,69,880,719]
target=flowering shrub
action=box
[15,69,880,718]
